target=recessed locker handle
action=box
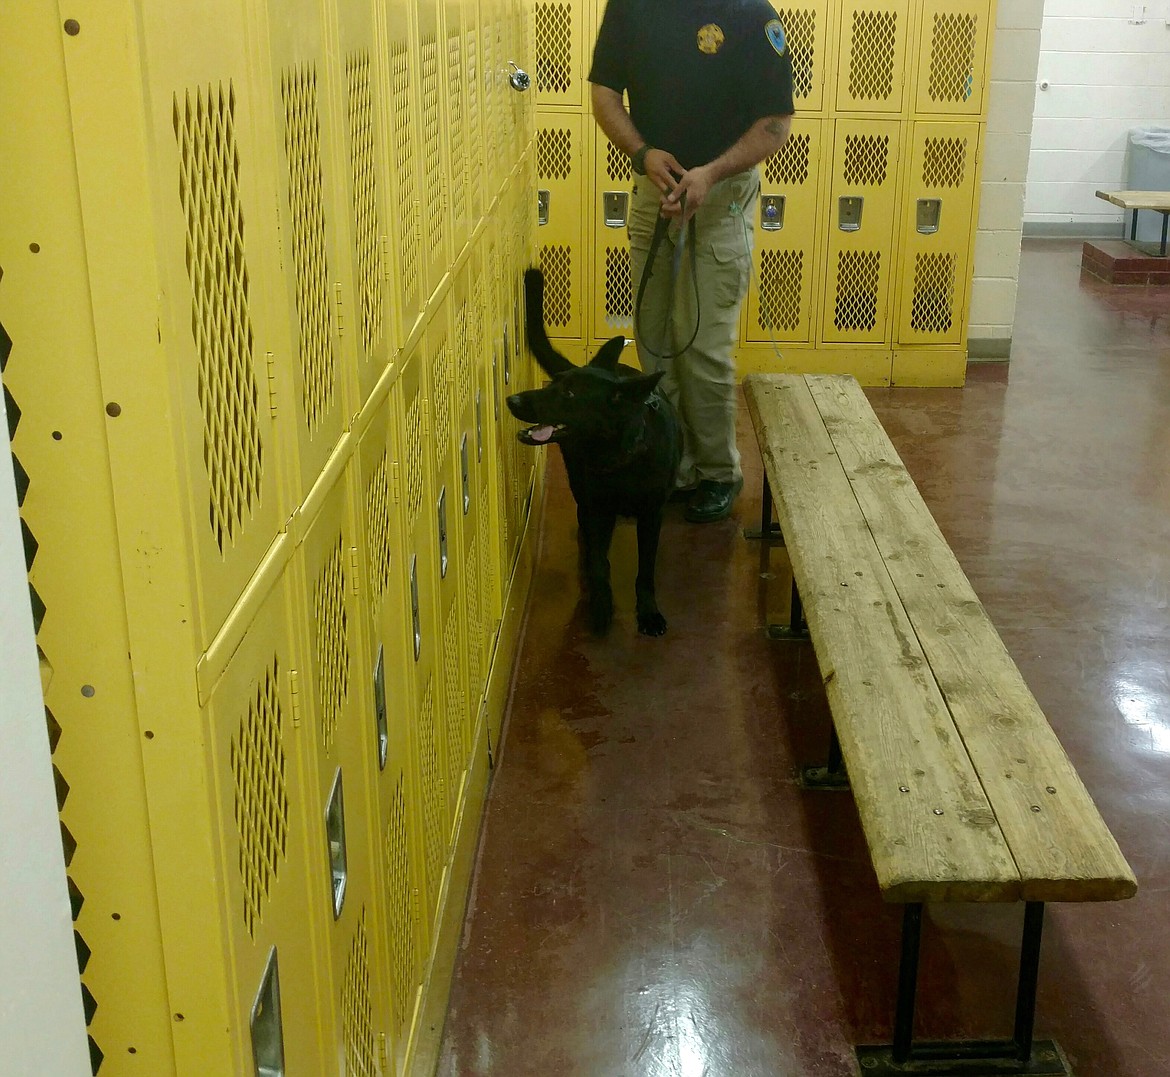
[437,488,449,579]
[916,198,942,234]
[603,191,629,228]
[373,645,388,770]
[325,769,348,920]
[250,948,286,1077]
[410,555,421,660]
[537,189,550,226]
[761,194,786,231]
[838,195,864,232]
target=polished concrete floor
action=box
[438,241,1170,1076]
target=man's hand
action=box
[661,164,715,222]
[643,147,686,197]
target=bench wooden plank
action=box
[805,374,1137,903]
[745,375,1022,902]
[1095,189,1170,213]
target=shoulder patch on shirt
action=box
[765,19,787,57]
[697,23,725,55]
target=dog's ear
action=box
[588,335,627,371]
[612,369,664,403]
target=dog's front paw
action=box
[637,609,668,637]
[587,590,614,636]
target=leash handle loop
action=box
[634,190,701,361]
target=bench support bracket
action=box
[743,472,785,543]
[855,902,1070,1075]
[799,726,850,790]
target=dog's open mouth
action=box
[518,424,565,445]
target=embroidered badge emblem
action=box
[697,23,724,54]
[765,18,787,56]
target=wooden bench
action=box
[743,373,1137,1075]
[1096,189,1170,256]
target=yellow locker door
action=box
[264,1,350,497]
[747,116,826,344]
[385,0,425,343]
[768,1,834,114]
[417,0,452,298]
[590,129,634,346]
[534,0,587,108]
[333,0,397,409]
[465,15,486,227]
[353,393,427,1075]
[913,0,995,117]
[445,0,473,260]
[294,470,391,1077]
[894,121,981,382]
[204,572,331,1076]
[833,0,911,114]
[819,118,903,346]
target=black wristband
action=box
[630,144,651,175]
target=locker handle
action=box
[538,189,550,226]
[838,196,864,232]
[437,488,449,579]
[604,191,629,228]
[916,198,942,234]
[410,556,422,661]
[250,948,285,1077]
[761,194,786,231]
[325,769,347,919]
[461,435,472,514]
[373,645,388,770]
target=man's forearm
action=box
[590,84,645,157]
[705,114,792,182]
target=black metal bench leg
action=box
[799,724,850,790]
[744,472,784,543]
[766,579,810,642]
[892,903,923,1062]
[1013,901,1045,1062]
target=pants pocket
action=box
[707,235,752,311]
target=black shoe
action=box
[684,478,743,523]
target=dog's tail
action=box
[523,268,574,375]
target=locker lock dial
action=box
[508,62,530,91]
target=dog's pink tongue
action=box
[530,425,555,443]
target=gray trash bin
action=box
[1125,127,1170,243]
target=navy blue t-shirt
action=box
[588,0,795,169]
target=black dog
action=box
[507,269,681,636]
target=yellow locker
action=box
[293,467,392,1077]
[351,392,427,1074]
[768,1,835,114]
[332,0,397,408]
[746,116,827,344]
[534,114,586,342]
[913,0,995,117]
[819,118,903,347]
[464,14,486,226]
[384,0,425,341]
[445,0,473,259]
[417,0,452,298]
[204,572,331,1076]
[263,1,350,496]
[534,0,587,108]
[833,0,911,114]
[590,130,634,346]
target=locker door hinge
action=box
[289,669,302,728]
[422,397,431,438]
[335,283,345,337]
[381,235,392,280]
[350,546,361,596]
[378,1033,388,1070]
[411,886,421,924]
[266,351,277,418]
[391,461,402,504]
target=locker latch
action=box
[916,198,942,234]
[461,434,471,514]
[761,194,786,231]
[838,196,864,232]
[437,488,449,579]
[604,191,629,228]
[373,645,388,770]
[250,949,285,1077]
[537,189,550,226]
[325,769,348,919]
[410,556,422,660]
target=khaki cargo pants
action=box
[628,167,758,489]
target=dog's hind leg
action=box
[634,506,667,636]
[578,505,617,636]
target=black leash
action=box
[634,192,700,360]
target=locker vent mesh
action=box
[494,19,509,160]
[834,250,881,331]
[231,659,289,939]
[343,907,378,1077]
[455,300,473,414]
[535,2,572,94]
[910,253,955,334]
[538,246,573,328]
[847,10,897,102]
[776,8,816,101]
[280,65,335,435]
[389,45,420,286]
[537,127,572,180]
[385,775,418,1028]
[365,453,392,612]
[607,139,631,183]
[467,529,483,704]
[446,31,467,224]
[482,23,497,163]
[466,31,482,209]
[346,52,384,359]
[929,14,977,104]
[421,34,444,261]
[758,250,804,332]
[404,390,424,534]
[314,537,349,755]
[842,134,890,186]
[765,132,811,186]
[419,676,445,921]
[478,483,494,648]
[431,329,452,467]
[604,248,632,328]
[923,137,968,189]
[173,84,263,555]
[443,600,466,816]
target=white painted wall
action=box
[0,398,91,1075]
[1025,0,1170,231]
